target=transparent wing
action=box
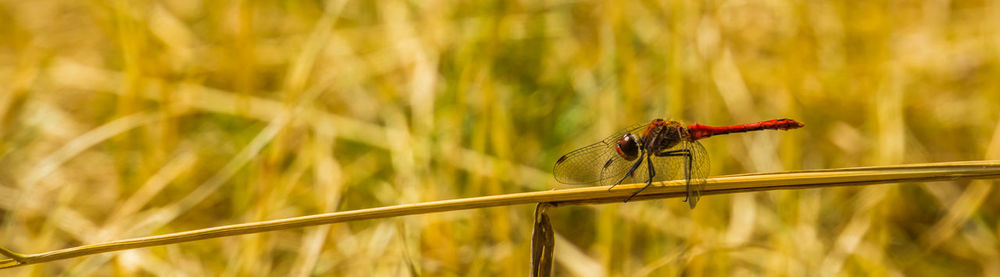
[681,141,710,209]
[631,141,710,208]
[553,123,646,185]
[598,154,643,187]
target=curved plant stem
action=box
[2,160,1000,269]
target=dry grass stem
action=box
[2,160,999,269]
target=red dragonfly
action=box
[553,118,804,208]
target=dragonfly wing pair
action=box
[553,124,644,185]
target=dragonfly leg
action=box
[656,149,694,207]
[609,152,645,192]
[624,153,656,202]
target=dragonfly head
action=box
[615,133,640,161]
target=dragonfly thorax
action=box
[642,119,687,153]
[614,119,688,161]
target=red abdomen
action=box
[687,118,804,141]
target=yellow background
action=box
[1,0,999,275]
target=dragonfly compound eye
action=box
[615,134,640,161]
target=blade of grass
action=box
[0,247,25,265]
[531,203,555,277]
[2,160,1000,269]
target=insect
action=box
[553,118,804,208]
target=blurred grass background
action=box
[1,0,999,275]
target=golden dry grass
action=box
[1,0,999,275]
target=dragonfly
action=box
[553,118,804,208]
